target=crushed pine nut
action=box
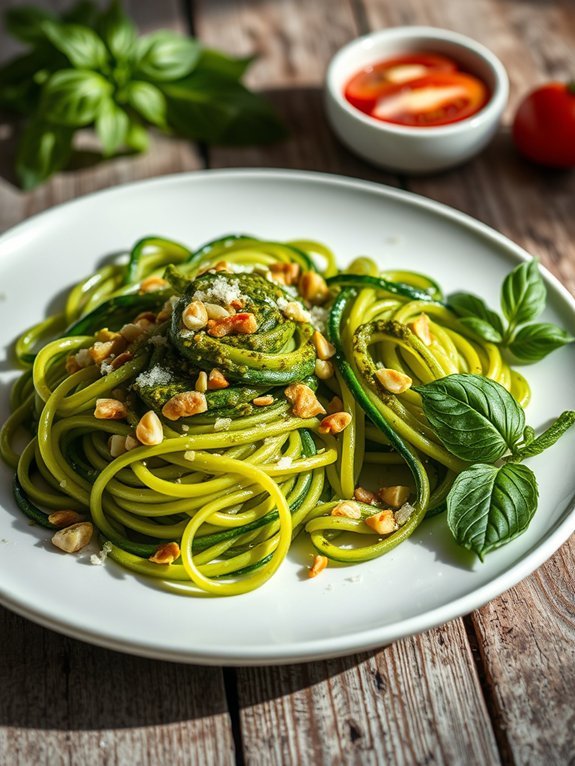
[327,395,344,414]
[48,510,86,528]
[204,302,230,320]
[94,398,127,420]
[51,522,93,553]
[284,383,326,419]
[409,314,432,346]
[136,410,164,445]
[312,330,336,360]
[207,313,258,338]
[125,435,139,451]
[156,298,176,323]
[269,262,300,285]
[331,500,362,519]
[108,434,128,457]
[75,348,93,368]
[139,276,168,294]
[195,371,208,393]
[207,368,229,390]
[214,260,231,272]
[109,351,133,370]
[354,486,378,505]
[378,485,410,508]
[281,301,311,323]
[89,341,115,364]
[314,359,334,380]
[65,355,81,375]
[161,391,208,420]
[182,300,209,331]
[309,554,328,578]
[119,322,144,343]
[375,367,412,394]
[365,509,398,536]
[318,411,352,434]
[299,271,330,305]
[252,395,274,407]
[149,541,180,565]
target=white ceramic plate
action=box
[0,169,574,665]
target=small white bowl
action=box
[325,26,509,174]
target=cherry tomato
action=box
[369,72,488,127]
[512,82,575,168]
[345,53,457,113]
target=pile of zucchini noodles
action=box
[0,234,530,596]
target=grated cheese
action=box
[214,417,232,432]
[135,365,172,387]
[192,276,245,306]
[276,456,293,469]
[90,541,112,566]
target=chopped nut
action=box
[282,301,310,323]
[161,391,208,421]
[195,371,208,393]
[136,410,164,445]
[395,502,415,527]
[125,435,139,451]
[156,298,175,323]
[207,368,229,390]
[207,312,258,338]
[214,260,231,272]
[308,554,328,578]
[51,522,93,553]
[65,355,81,375]
[149,541,180,565]
[109,351,133,370]
[299,271,329,305]
[314,359,334,380]
[75,348,93,368]
[312,330,336,360]
[252,395,274,407]
[354,486,377,505]
[229,298,245,311]
[204,302,231,320]
[409,314,432,346]
[327,395,344,414]
[108,434,127,457]
[139,276,168,294]
[378,485,410,508]
[95,328,121,343]
[89,341,115,364]
[284,383,326,419]
[318,411,352,434]
[119,322,144,343]
[48,510,86,528]
[94,398,127,420]
[182,300,209,331]
[375,367,412,394]
[365,509,398,536]
[269,262,300,285]
[331,500,362,519]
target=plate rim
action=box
[0,167,573,665]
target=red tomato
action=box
[368,72,489,127]
[345,53,457,113]
[512,83,575,168]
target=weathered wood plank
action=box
[235,621,499,765]
[192,2,501,763]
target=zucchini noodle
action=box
[0,234,531,595]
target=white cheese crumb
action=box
[148,334,168,347]
[90,541,112,566]
[59,480,67,489]
[192,276,245,306]
[181,424,189,432]
[100,361,114,376]
[214,417,232,432]
[310,305,329,333]
[184,450,196,461]
[276,456,293,469]
[135,364,172,387]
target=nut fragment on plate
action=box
[51,522,93,553]
[354,486,377,505]
[149,541,180,565]
[207,368,229,390]
[139,276,168,293]
[269,262,300,285]
[314,359,334,380]
[48,510,86,528]
[299,271,329,305]
[284,383,326,418]
[312,330,336,360]
[331,500,362,519]
[308,554,328,578]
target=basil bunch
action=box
[449,259,574,363]
[0,1,286,189]
[416,374,575,559]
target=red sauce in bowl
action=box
[344,52,489,127]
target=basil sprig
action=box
[0,0,286,189]
[448,259,574,363]
[416,374,574,559]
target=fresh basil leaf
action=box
[508,322,574,363]
[501,259,546,327]
[124,119,149,153]
[449,292,504,340]
[95,97,129,156]
[513,411,575,460]
[447,463,538,560]
[125,81,167,127]
[162,72,286,144]
[135,31,200,82]
[415,373,525,462]
[5,6,56,44]
[41,69,111,127]
[40,20,109,70]
[97,0,137,61]
[16,119,74,190]
[196,48,255,81]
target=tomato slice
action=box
[345,53,457,112]
[370,72,489,126]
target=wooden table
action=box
[1,1,574,763]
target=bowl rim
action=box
[326,25,509,137]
